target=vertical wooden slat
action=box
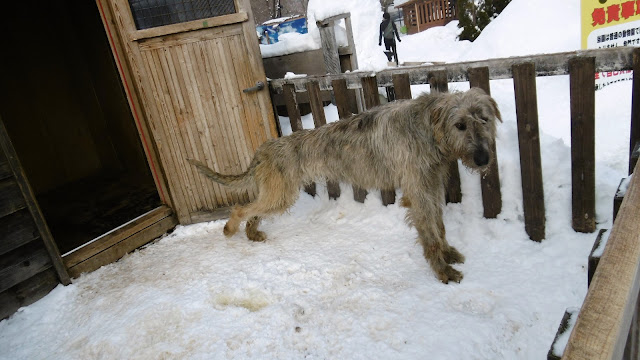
[307,81,326,128]
[468,66,502,218]
[317,21,341,75]
[282,84,315,196]
[631,48,640,175]
[512,62,545,242]
[392,73,412,100]
[332,78,362,201]
[307,81,340,199]
[430,70,462,203]
[569,56,596,233]
[362,76,397,205]
[283,84,303,132]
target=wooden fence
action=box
[268,46,640,358]
[397,0,457,34]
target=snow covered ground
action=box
[0,0,634,359]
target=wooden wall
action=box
[0,120,69,320]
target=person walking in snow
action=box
[378,12,401,65]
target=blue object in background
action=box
[257,17,308,45]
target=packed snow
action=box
[0,0,634,359]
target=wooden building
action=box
[0,0,278,319]
[397,0,458,34]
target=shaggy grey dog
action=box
[189,87,501,283]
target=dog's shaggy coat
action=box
[189,88,501,283]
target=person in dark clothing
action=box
[378,12,401,65]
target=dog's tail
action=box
[187,159,254,188]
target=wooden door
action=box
[104,0,278,224]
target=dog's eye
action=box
[455,123,467,131]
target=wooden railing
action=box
[398,0,457,34]
[268,46,640,359]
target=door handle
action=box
[243,81,265,93]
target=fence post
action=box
[307,81,340,199]
[392,73,412,100]
[468,66,502,219]
[512,63,546,242]
[569,57,596,233]
[283,83,316,196]
[429,70,462,203]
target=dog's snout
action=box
[473,148,490,166]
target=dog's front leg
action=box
[408,199,464,284]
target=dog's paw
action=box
[223,223,238,237]
[444,246,465,264]
[436,265,463,284]
[247,231,267,242]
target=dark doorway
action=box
[0,1,161,254]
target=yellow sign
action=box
[581,0,640,49]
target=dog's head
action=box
[430,88,502,170]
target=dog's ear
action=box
[489,97,502,123]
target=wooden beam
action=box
[569,57,596,233]
[269,47,636,93]
[563,171,640,359]
[63,206,174,268]
[129,12,248,41]
[512,62,546,242]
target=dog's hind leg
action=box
[223,173,299,241]
[245,216,266,242]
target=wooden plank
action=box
[317,21,341,75]
[269,47,636,93]
[569,57,596,233]
[563,172,640,359]
[631,48,640,175]
[0,179,26,218]
[63,206,174,268]
[0,161,10,181]
[67,212,177,278]
[130,12,248,41]
[0,209,39,256]
[392,73,412,100]
[283,84,304,132]
[307,81,341,199]
[332,79,355,119]
[468,66,502,218]
[307,81,327,128]
[430,70,462,204]
[0,268,58,320]
[512,62,546,242]
[0,241,52,293]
